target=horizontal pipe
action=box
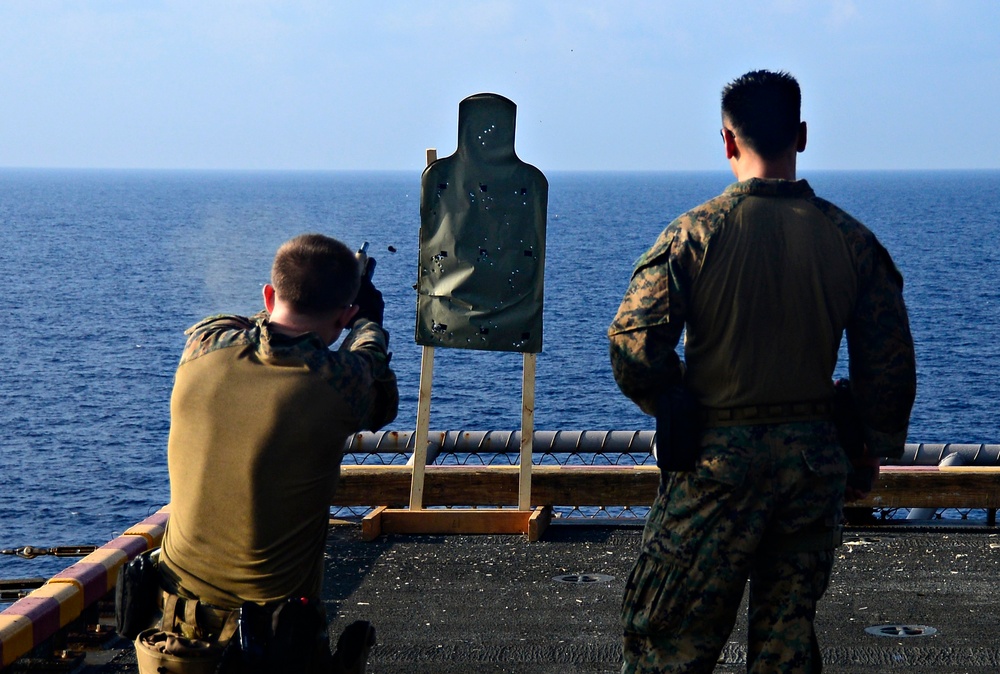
[345,433,1000,468]
[898,443,1000,466]
[345,430,655,456]
[907,451,969,519]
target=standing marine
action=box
[609,70,917,672]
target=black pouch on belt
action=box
[115,547,161,640]
[832,378,876,493]
[268,597,327,671]
[654,386,702,475]
[219,597,327,673]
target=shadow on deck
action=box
[75,521,1000,674]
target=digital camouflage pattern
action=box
[610,179,916,672]
[621,422,847,673]
[180,311,397,428]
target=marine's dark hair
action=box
[271,233,360,315]
[721,70,801,160]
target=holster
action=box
[654,386,702,476]
[223,597,328,674]
[832,378,875,493]
[115,547,162,640]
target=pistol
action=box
[356,241,376,280]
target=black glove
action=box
[352,266,384,326]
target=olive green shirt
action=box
[160,312,398,608]
[609,179,916,457]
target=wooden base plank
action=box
[361,506,388,541]
[336,465,657,508]
[337,465,1000,512]
[362,506,551,541]
[528,505,552,542]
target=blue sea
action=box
[2,169,999,587]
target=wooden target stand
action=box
[362,148,551,542]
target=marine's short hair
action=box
[271,233,361,315]
[721,70,801,160]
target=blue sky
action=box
[1,1,997,171]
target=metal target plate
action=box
[416,93,548,353]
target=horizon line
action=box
[2,165,998,174]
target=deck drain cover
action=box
[552,573,614,584]
[864,624,937,638]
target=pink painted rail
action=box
[0,508,169,668]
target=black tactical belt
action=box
[702,400,834,427]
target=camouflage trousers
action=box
[622,421,849,674]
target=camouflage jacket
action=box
[608,178,916,458]
[179,310,398,431]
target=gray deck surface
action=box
[42,522,1000,673]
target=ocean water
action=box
[2,168,999,585]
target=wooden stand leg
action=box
[409,345,434,510]
[519,352,536,511]
[409,146,439,512]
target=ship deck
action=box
[60,521,1000,674]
